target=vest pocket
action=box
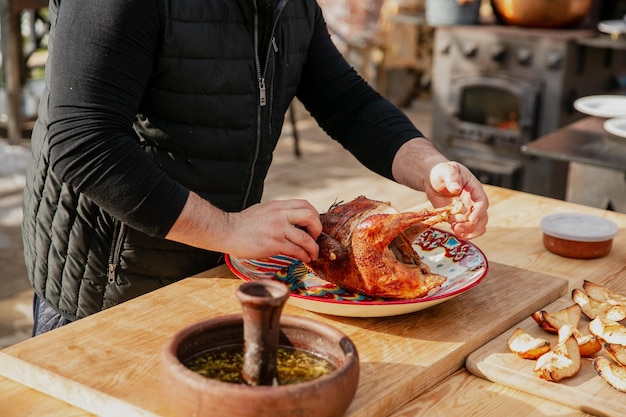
[107,219,127,285]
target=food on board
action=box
[304,196,465,299]
[574,333,603,357]
[533,325,581,382]
[507,281,626,390]
[589,316,626,345]
[604,343,626,367]
[529,303,601,357]
[594,356,626,393]
[572,287,626,321]
[531,304,582,335]
[507,328,550,360]
[582,280,626,306]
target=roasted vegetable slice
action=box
[572,288,626,321]
[542,304,582,333]
[583,280,626,306]
[594,356,626,393]
[604,343,626,367]
[531,310,554,333]
[589,317,626,345]
[533,325,581,382]
[507,328,551,359]
[574,333,602,357]
[532,304,581,335]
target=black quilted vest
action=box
[22,0,317,320]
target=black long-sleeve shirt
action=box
[47,0,423,238]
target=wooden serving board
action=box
[467,282,626,417]
[0,375,94,417]
[0,263,566,417]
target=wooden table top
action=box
[2,185,625,417]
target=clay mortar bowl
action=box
[161,313,360,417]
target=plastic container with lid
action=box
[540,213,619,259]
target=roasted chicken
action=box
[304,196,465,299]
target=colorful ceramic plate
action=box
[226,228,488,317]
[573,95,626,118]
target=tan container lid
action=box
[540,213,618,242]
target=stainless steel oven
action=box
[431,25,626,198]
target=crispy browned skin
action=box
[304,196,464,299]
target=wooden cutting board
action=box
[0,375,94,417]
[0,262,566,417]
[467,280,626,417]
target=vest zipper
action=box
[254,0,288,107]
[244,0,289,208]
[107,220,127,284]
[268,36,277,137]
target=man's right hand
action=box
[166,192,322,263]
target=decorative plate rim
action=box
[225,228,489,307]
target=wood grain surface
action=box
[389,369,592,417]
[0,375,94,417]
[0,262,566,417]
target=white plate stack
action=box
[573,95,626,139]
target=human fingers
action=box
[428,162,489,239]
[285,206,323,240]
[278,203,322,260]
[281,223,320,261]
[461,188,489,227]
[428,162,464,197]
[450,209,488,239]
[227,200,322,261]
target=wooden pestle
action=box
[236,280,290,386]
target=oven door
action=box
[448,73,541,147]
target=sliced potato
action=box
[574,333,602,357]
[542,304,582,332]
[556,323,575,344]
[604,343,626,367]
[533,331,581,382]
[572,288,594,319]
[531,310,549,329]
[532,304,581,335]
[572,288,626,321]
[597,305,626,322]
[507,328,551,359]
[593,356,626,393]
[589,317,626,345]
[532,311,558,333]
[583,280,626,306]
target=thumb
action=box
[430,162,463,196]
[445,178,462,194]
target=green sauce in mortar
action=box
[185,346,336,385]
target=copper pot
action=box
[490,0,593,28]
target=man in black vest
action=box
[23,0,488,335]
